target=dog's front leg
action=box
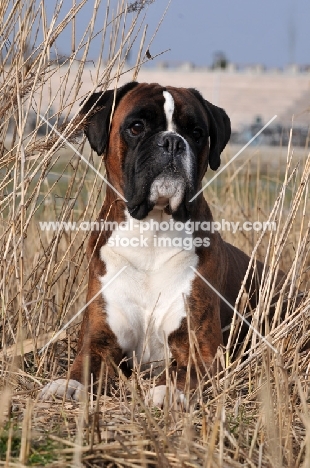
[40,300,123,401]
[148,296,223,408]
[69,314,124,394]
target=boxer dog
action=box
[40,82,279,405]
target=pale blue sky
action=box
[44,0,310,68]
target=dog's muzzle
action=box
[126,131,196,222]
[149,132,193,210]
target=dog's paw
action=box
[145,385,187,409]
[39,379,85,401]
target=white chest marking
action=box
[163,91,176,132]
[99,210,198,373]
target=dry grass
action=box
[1,1,310,466]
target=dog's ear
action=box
[80,82,139,155]
[189,88,231,170]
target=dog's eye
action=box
[129,121,145,136]
[192,127,203,142]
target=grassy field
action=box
[1,1,310,467]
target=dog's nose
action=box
[158,133,186,156]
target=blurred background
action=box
[3,0,310,145]
[41,0,310,69]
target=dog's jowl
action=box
[40,82,282,405]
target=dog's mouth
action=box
[155,196,170,208]
[125,153,197,221]
[149,177,185,212]
[127,174,193,222]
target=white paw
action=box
[39,379,85,401]
[146,385,187,409]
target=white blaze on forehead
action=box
[163,91,176,132]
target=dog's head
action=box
[80,82,231,222]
